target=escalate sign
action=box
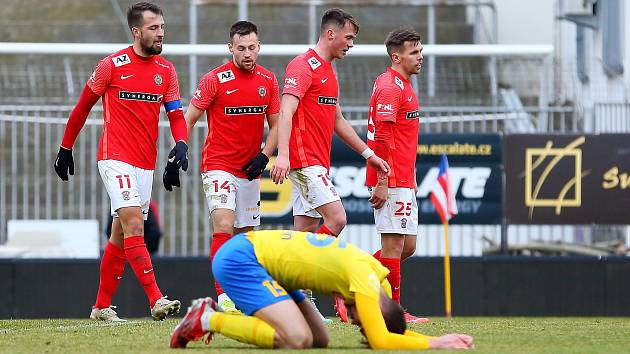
[260,134,502,225]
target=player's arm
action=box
[162,66,189,191]
[270,94,299,184]
[184,104,205,140]
[357,292,474,350]
[355,292,431,349]
[333,104,390,178]
[262,112,279,158]
[54,58,110,181]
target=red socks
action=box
[124,236,163,307]
[380,257,401,304]
[210,232,231,296]
[317,224,337,236]
[94,241,126,309]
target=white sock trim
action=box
[200,311,214,332]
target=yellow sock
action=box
[210,313,275,348]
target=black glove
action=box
[54,146,74,181]
[163,161,181,191]
[242,152,269,181]
[167,141,188,171]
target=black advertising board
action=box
[504,134,630,224]
[260,133,503,225]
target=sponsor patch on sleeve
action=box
[111,53,131,67]
[217,69,235,83]
[307,56,321,70]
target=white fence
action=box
[2,104,609,257]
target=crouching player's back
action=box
[170,230,474,350]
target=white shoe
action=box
[218,294,242,315]
[89,306,127,322]
[302,289,332,325]
[151,296,181,321]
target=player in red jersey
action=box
[365,28,428,324]
[269,8,389,323]
[185,21,280,314]
[270,8,389,237]
[53,2,184,321]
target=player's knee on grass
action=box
[276,325,313,349]
[311,329,329,348]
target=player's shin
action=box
[210,232,231,296]
[209,313,275,348]
[94,241,126,309]
[124,235,163,306]
[380,257,401,303]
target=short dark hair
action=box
[380,294,407,334]
[229,21,258,41]
[127,2,163,30]
[320,8,359,35]
[385,27,422,57]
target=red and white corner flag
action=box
[429,154,458,223]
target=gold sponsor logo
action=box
[524,136,590,219]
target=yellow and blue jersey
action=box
[246,230,390,305]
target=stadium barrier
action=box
[2,256,629,318]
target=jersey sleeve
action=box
[374,83,401,123]
[190,73,217,111]
[282,59,312,99]
[164,64,181,103]
[86,57,113,96]
[267,74,281,114]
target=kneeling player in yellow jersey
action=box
[170,230,473,350]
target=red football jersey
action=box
[283,49,338,170]
[366,68,420,188]
[87,46,181,169]
[190,61,280,178]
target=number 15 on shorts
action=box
[262,280,287,297]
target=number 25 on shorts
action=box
[262,280,287,297]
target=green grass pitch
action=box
[1,317,629,353]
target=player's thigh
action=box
[202,170,237,215]
[255,299,314,349]
[371,187,418,236]
[211,208,236,234]
[381,233,405,257]
[233,177,261,228]
[289,166,340,217]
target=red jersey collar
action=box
[229,60,256,77]
[387,67,410,84]
[128,46,153,62]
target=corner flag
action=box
[429,154,458,223]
